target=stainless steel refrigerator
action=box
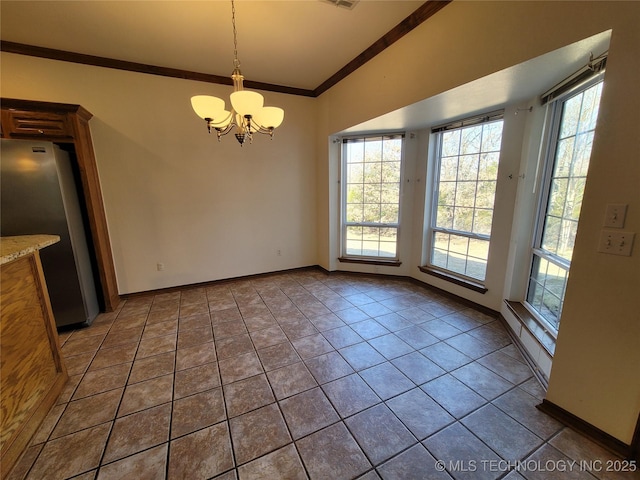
[1,139,99,328]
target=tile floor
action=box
[9,270,639,480]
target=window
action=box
[341,135,403,261]
[427,113,504,282]
[526,78,603,332]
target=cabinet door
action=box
[2,110,72,139]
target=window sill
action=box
[338,257,402,267]
[504,300,556,356]
[418,266,487,294]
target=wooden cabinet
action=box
[1,98,120,312]
[1,109,72,139]
[0,236,68,479]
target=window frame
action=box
[425,111,505,284]
[339,133,405,264]
[525,74,605,334]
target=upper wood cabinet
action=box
[2,109,73,139]
[1,98,120,312]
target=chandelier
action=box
[191,0,284,146]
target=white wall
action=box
[0,53,318,294]
[316,1,640,445]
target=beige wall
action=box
[1,54,318,294]
[316,1,639,445]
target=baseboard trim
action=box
[537,399,633,460]
[121,265,321,298]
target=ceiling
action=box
[1,1,611,135]
[0,0,426,92]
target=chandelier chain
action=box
[231,0,240,68]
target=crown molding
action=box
[1,0,450,98]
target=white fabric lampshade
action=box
[191,95,225,120]
[230,90,264,116]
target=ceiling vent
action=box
[322,0,359,10]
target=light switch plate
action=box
[604,204,628,228]
[597,230,635,256]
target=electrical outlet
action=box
[603,204,627,228]
[276,249,282,256]
[597,230,635,256]
[157,262,165,271]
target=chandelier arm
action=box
[246,118,276,136]
[214,123,236,138]
[209,111,234,128]
[253,125,276,136]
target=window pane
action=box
[449,235,469,255]
[379,227,397,257]
[342,135,402,260]
[481,121,504,151]
[549,177,569,215]
[473,209,493,235]
[432,232,450,270]
[383,137,402,162]
[429,118,503,282]
[436,206,453,229]
[430,231,488,281]
[527,255,568,330]
[438,182,456,207]
[478,152,499,180]
[347,184,363,205]
[381,183,400,205]
[364,138,382,162]
[559,94,582,139]
[527,80,603,332]
[364,162,381,182]
[364,184,380,203]
[380,202,399,224]
[475,181,496,209]
[381,161,401,183]
[573,133,594,177]
[440,156,458,181]
[555,138,575,177]
[566,177,586,221]
[346,141,364,163]
[461,125,482,154]
[541,215,561,254]
[346,226,363,256]
[347,163,364,183]
[363,203,381,223]
[453,207,474,232]
[346,204,363,223]
[455,181,477,207]
[579,85,602,132]
[467,238,489,279]
[441,130,460,156]
[350,226,399,258]
[458,155,479,181]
